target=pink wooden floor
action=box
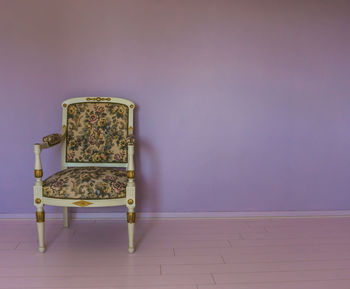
[1,217,350,288]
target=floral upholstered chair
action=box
[33,97,136,253]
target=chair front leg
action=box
[126,173,135,252]
[126,143,136,253]
[36,207,45,253]
[127,208,135,253]
[33,144,45,253]
[126,188,136,253]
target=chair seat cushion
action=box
[43,167,127,199]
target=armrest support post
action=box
[34,144,43,185]
[126,143,135,210]
[33,126,66,184]
[127,144,135,183]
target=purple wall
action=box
[1,0,349,214]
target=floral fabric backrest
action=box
[63,98,133,165]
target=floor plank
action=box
[198,280,350,289]
[0,274,213,288]
[162,260,350,274]
[213,269,350,283]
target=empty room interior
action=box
[0,0,350,288]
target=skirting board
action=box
[1,211,350,220]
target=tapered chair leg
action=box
[36,208,45,253]
[62,207,69,228]
[127,210,135,253]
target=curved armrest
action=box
[36,126,66,149]
[42,133,61,147]
[33,126,66,180]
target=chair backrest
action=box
[61,97,135,168]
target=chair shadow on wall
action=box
[134,137,162,250]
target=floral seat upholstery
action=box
[43,167,127,199]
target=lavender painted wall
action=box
[1,0,349,214]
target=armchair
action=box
[33,97,136,253]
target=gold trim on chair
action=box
[36,211,45,223]
[127,212,136,223]
[73,200,93,207]
[86,97,111,102]
[34,169,43,178]
[127,171,135,178]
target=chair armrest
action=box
[42,133,61,147]
[37,126,66,149]
[33,126,66,180]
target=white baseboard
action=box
[1,211,350,220]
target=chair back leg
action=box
[62,207,70,228]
